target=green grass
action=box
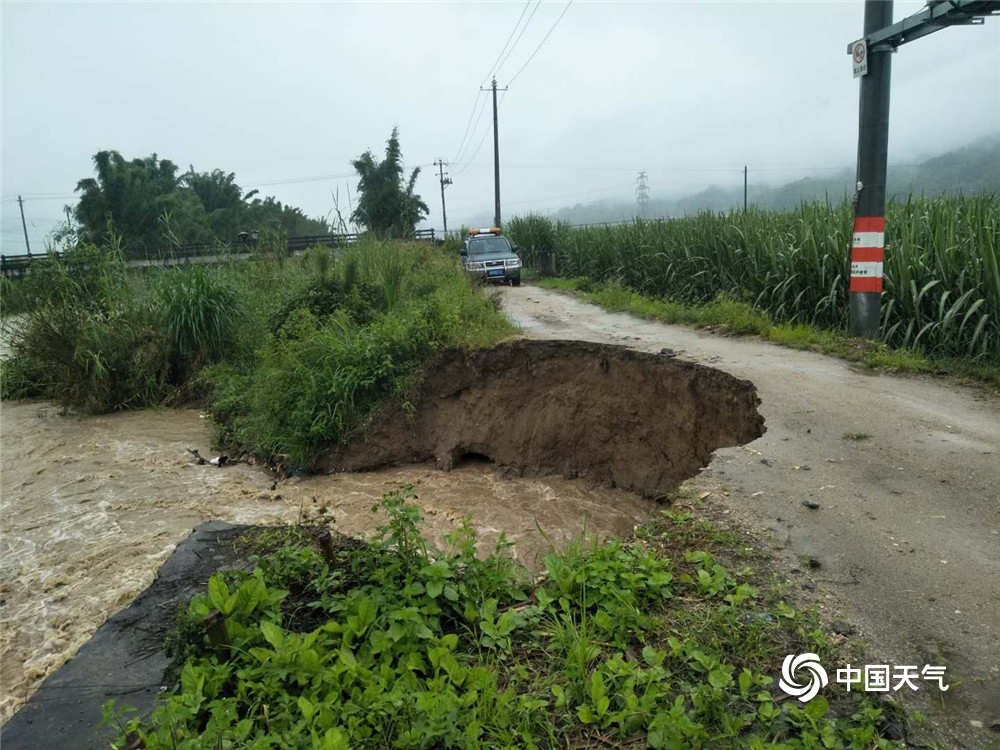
[507,197,1000,363]
[2,240,516,466]
[533,277,1000,388]
[103,487,907,749]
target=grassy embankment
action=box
[506,197,1000,387]
[0,238,513,469]
[102,488,910,749]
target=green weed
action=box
[105,487,906,749]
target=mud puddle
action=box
[0,402,655,722]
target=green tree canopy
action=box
[351,128,429,238]
[71,150,330,254]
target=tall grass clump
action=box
[211,241,514,468]
[0,241,173,412]
[514,195,999,360]
[151,266,239,381]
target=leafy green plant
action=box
[105,488,905,749]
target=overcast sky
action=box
[2,0,998,251]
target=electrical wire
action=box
[242,172,355,188]
[494,0,543,79]
[452,94,491,167]
[451,1,530,166]
[480,0,533,87]
[450,91,487,165]
[453,91,508,176]
[508,0,574,85]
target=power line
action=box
[451,92,486,165]
[242,172,355,188]
[1,193,78,202]
[452,94,491,167]
[508,0,574,85]
[449,181,635,214]
[481,0,533,86]
[450,1,531,168]
[453,92,508,176]
[494,0,543,78]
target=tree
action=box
[70,151,330,255]
[75,151,182,251]
[351,128,429,237]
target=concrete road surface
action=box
[504,285,1000,748]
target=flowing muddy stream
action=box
[0,401,657,723]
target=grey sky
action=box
[2,0,998,251]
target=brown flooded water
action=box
[0,401,655,723]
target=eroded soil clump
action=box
[324,339,765,496]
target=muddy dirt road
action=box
[505,285,1000,742]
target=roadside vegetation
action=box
[506,195,1000,378]
[69,150,333,254]
[0,238,514,468]
[105,487,906,749]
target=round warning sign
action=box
[852,39,868,78]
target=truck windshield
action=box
[467,236,511,255]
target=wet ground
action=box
[0,401,654,723]
[503,284,1000,747]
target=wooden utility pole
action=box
[17,196,31,255]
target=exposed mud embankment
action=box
[324,340,765,496]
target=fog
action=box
[2,1,998,249]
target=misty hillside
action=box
[544,136,1000,226]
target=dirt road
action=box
[504,285,1000,744]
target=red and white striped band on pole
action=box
[850,216,884,293]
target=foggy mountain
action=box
[528,136,1000,227]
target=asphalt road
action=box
[504,284,1000,748]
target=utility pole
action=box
[17,195,31,255]
[481,77,508,228]
[847,0,999,338]
[850,0,893,338]
[433,159,452,235]
[635,171,649,219]
[743,165,748,213]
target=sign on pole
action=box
[852,39,868,78]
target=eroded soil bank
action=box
[325,339,765,497]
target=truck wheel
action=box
[511,277,521,287]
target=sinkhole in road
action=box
[324,339,766,498]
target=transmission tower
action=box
[635,171,649,220]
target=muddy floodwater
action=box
[0,401,656,723]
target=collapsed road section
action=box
[324,339,766,497]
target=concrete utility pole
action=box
[17,195,31,255]
[847,0,1000,338]
[482,78,508,228]
[743,165,748,213]
[433,159,452,235]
